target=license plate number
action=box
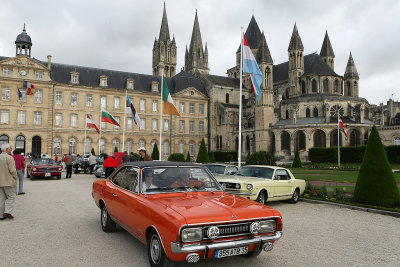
[215,246,248,258]
[45,173,51,177]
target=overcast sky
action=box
[1,0,399,105]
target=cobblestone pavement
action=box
[1,174,399,267]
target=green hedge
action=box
[385,145,400,163]
[211,151,238,162]
[168,153,185,162]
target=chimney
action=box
[47,55,52,70]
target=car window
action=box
[204,165,225,174]
[235,167,274,179]
[31,159,57,166]
[226,166,238,174]
[275,169,290,180]
[112,167,139,193]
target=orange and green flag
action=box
[162,76,180,116]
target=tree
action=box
[246,152,251,163]
[152,143,159,160]
[354,126,400,207]
[292,151,302,168]
[91,148,95,156]
[186,152,191,162]
[196,138,210,163]
[209,152,216,163]
[114,146,118,152]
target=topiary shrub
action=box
[196,138,210,163]
[168,153,185,162]
[246,152,251,163]
[91,148,95,156]
[246,151,276,165]
[385,145,400,163]
[292,151,302,168]
[133,153,140,161]
[354,126,400,207]
[152,143,159,160]
[212,151,238,162]
[186,152,191,162]
[209,152,216,163]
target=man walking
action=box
[64,153,73,179]
[88,154,97,174]
[0,143,18,220]
[12,149,25,195]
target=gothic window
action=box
[346,81,351,96]
[281,131,290,153]
[323,79,329,92]
[334,79,339,92]
[301,81,306,94]
[330,105,344,117]
[313,107,318,117]
[306,108,310,118]
[313,130,326,147]
[226,93,229,104]
[312,80,317,93]
[350,130,360,146]
[286,110,289,119]
[246,135,250,151]
[295,131,306,151]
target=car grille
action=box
[202,221,252,239]
[219,182,240,190]
[38,167,58,171]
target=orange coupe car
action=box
[92,162,283,266]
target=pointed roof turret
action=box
[237,15,262,52]
[205,42,208,54]
[288,23,304,51]
[320,30,335,57]
[189,10,203,53]
[256,32,273,64]
[344,52,359,79]
[158,2,170,42]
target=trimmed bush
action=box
[246,151,276,165]
[196,138,210,163]
[91,148,95,156]
[354,126,400,207]
[168,153,185,162]
[133,153,140,161]
[212,151,238,162]
[114,147,118,152]
[152,143,159,160]
[209,152,216,163]
[292,151,302,168]
[186,152,191,162]
[385,145,400,163]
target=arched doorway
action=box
[350,130,361,146]
[313,130,326,147]
[270,132,275,153]
[294,131,306,152]
[32,136,41,158]
[281,131,291,154]
[330,130,343,147]
[15,135,26,154]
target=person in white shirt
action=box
[141,170,157,192]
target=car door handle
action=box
[112,193,118,197]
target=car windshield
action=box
[235,166,274,179]
[141,166,222,194]
[31,159,58,166]
[203,164,226,174]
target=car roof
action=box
[203,163,236,167]
[120,161,199,168]
[242,165,282,170]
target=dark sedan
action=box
[27,158,63,180]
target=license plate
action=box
[215,246,248,258]
[45,173,51,177]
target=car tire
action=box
[256,191,267,205]
[289,188,300,204]
[147,230,174,267]
[30,175,36,180]
[95,175,101,178]
[84,168,90,174]
[242,246,262,258]
[101,204,116,233]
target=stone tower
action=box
[288,23,304,96]
[320,31,335,70]
[15,24,32,57]
[185,10,209,75]
[152,3,177,77]
[344,52,360,97]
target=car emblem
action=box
[232,215,237,219]
[207,226,220,239]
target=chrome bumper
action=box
[225,190,257,196]
[171,231,282,254]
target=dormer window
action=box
[100,75,108,87]
[36,71,43,79]
[152,82,159,92]
[70,71,79,84]
[127,79,134,90]
[3,67,11,75]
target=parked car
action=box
[214,165,306,204]
[203,163,238,175]
[27,158,63,180]
[73,155,91,174]
[92,162,283,266]
[93,155,107,178]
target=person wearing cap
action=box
[137,147,152,161]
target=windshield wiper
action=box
[146,187,174,192]
[172,186,192,192]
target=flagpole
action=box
[338,113,340,168]
[122,90,127,152]
[159,69,164,161]
[238,27,243,168]
[99,110,102,155]
[84,111,87,155]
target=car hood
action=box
[215,175,268,184]
[149,192,280,225]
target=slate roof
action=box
[237,16,262,52]
[204,74,240,88]
[320,31,335,58]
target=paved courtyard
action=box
[1,173,399,267]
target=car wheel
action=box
[147,230,174,267]
[289,188,300,204]
[256,191,267,205]
[84,168,90,174]
[101,204,116,233]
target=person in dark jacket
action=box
[103,154,118,178]
[129,152,137,162]
[122,151,129,163]
[137,147,152,161]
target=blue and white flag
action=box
[243,34,263,102]
[126,95,141,126]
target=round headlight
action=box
[250,221,261,234]
[33,168,37,171]
[235,183,240,189]
[247,184,253,191]
[207,226,220,239]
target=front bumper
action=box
[224,190,257,197]
[171,231,282,254]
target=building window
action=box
[140,99,146,111]
[189,103,195,114]
[34,111,42,125]
[100,77,108,87]
[152,83,158,92]
[140,118,146,130]
[334,79,339,92]
[70,114,77,127]
[36,71,43,79]
[19,89,26,103]
[180,102,185,114]
[179,141,184,154]
[56,92,62,104]
[84,138,91,154]
[312,80,317,93]
[55,113,62,126]
[69,138,76,155]
[152,119,158,131]
[101,121,106,129]
[71,93,78,106]
[199,121,204,132]
[1,110,9,124]
[164,119,169,131]
[114,97,120,109]
[126,139,133,154]
[72,75,78,84]
[179,120,185,132]
[394,137,400,146]
[163,141,169,156]
[189,142,195,156]
[199,104,204,115]
[323,79,329,92]
[18,111,25,124]
[3,67,11,75]
[313,107,319,117]
[127,80,134,90]
[127,118,133,129]
[86,94,92,107]
[139,139,145,148]
[189,121,194,132]
[54,138,61,155]
[112,139,119,152]
[114,117,120,129]
[2,87,10,101]
[301,81,306,94]
[101,96,106,108]
[34,89,42,103]
[99,139,105,154]
[226,93,229,104]
[152,100,158,112]
[306,108,310,118]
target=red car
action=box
[27,158,63,180]
[92,161,283,266]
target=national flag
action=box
[242,34,263,102]
[162,76,180,116]
[101,109,120,127]
[126,95,141,126]
[338,114,348,137]
[86,114,100,134]
[18,89,22,100]
[23,81,35,95]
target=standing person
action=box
[103,154,118,178]
[122,151,129,163]
[0,144,18,220]
[129,152,137,162]
[64,153,73,179]
[12,149,25,195]
[88,154,97,174]
[137,147,152,161]
[54,155,58,163]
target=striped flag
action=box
[126,95,141,126]
[101,109,120,127]
[243,34,263,102]
[338,114,348,137]
[86,114,100,134]
[23,81,35,95]
[162,76,180,116]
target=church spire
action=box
[189,10,203,54]
[344,52,359,97]
[256,32,273,64]
[159,2,170,42]
[288,23,304,52]
[320,30,335,69]
[344,52,359,79]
